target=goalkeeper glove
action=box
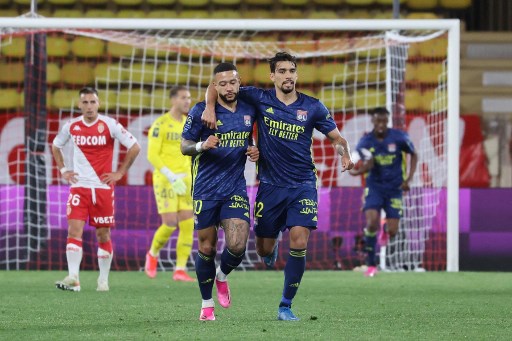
[160,167,187,195]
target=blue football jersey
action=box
[356,128,416,190]
[239,86,337,188]
[182,100,256,200]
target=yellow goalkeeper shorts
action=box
[152,171,193,214]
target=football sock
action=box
[195,250,216,300]
[66,238,83,280]
[98,240,113,283]
[175,218,194,270]
[281,248,306,306]
[364,228,377,266]
[149,224,176,257]
[218,248,245,281]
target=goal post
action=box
[0,17,459,272]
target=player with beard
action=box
[181,62,259,321]
[201,52,354,321]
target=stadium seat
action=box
[13,0,32,4]
[416,62,445,84]
[0,88,21,110]
[420,88,436,112]
[312,0,343,5]
[275,9,304,18]
[0,9,19,16]
[245,0,273,4]
[97,90,117,110]
[407,0,438,9]
[151,88,170,110]
[81,0,110,6]
[190,64,214,86]
[278,0,309,6]
[296,63,317,84]
[404,63,417,83]
[376,0,405,4]
[71,37,106,58]
[147,10,179,18]
[404,88,422,111]
[372,10,394,19]
[419,37,447,58]
[253,63,272,85]
[241,9,272,18]
[345,0,375,5]
[234,62,254,85]
[47,36,71,58]
[405,12,439,19]
[94,63,125,83]
[212,0,241,5]
[407,42,421,58]
[147,0,176,5]
[51,89,77,109]
[1,37,26,58]
[318,62,348,84]
[48,0,76,5]
[112,0,143,6]
[61,63,95,85]
[320,87,349,110]
[177,0,209,7]
[156,63,190,84]
[353,88,385,109]
[85,9,117,18]
[117,88,150,110]
[53,10,83,18]
[354,62,386,83]
[179,10,210,18]
[440,0,471,9]
[343,10,372,19]
[209,10,242,19]
[188,87,206,103]
[308,11,340,19]
[0,62,24,83]
[117,9,146,18]
[107,42,138,58]
[124,63,158,84]
[281,33,316,53]
[47,62,61,85]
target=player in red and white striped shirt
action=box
[52,87,141,292]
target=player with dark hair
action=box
[144,85,196,282]
[52,87,140,292]
[202,52,354,321]
[181,62,259,321]
[349,107,418,277]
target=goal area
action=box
[0,18,459,272]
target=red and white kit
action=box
[53,115,137,227]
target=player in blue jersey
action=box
[202,52,354,321]
[349,107,418,277]
[181,62,259,321]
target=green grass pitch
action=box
[1,271,510,340]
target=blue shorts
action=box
[363,186,403,219]
[193,193,250,230]
[254,182,318,238]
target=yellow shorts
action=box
[153,171,193,214]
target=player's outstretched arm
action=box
[181,135,220,156]
[101,143,141,185]
[201,84,218,129]
[401,151,418,191]
[326,128,354,172]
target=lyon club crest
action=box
[98,122,105,134]
[244,115,251,127]
[388,143,396,152]
[296,110,308,122]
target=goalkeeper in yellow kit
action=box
[145,85,195,282]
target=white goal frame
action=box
[1,17,460,272]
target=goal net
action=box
[0,18,459,272]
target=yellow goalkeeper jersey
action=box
[147,112,191,174]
